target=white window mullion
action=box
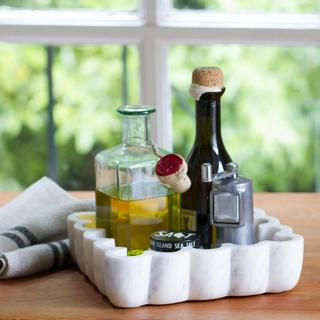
[139,0,173,150]
[160,11,320,46]
[140,0,172,25]
[0,25,142,44]
[139,38,172,151]
[0,9,143,44]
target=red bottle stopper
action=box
[155,153,191,194]
[156,154,183,176]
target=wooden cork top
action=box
[192,67,224,88]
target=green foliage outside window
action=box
[174,0,320,12]
[170,45,320,192]
[0,44,139,190]
[0,0,136,10]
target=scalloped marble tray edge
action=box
[67,208,304,308]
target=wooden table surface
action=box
[0,192,319,320]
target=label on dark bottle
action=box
[180,209,196,231]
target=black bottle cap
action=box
[150,231,201,252]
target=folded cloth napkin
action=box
[0,239,71,279]
[0,177,95,278]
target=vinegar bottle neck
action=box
[195,90,224,146]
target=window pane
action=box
[0,43,139,190]
[170,45,320,191]
[173,0,320,13]
[0,0,137,11]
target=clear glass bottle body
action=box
[95,105,180,251]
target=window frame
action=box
[0,0,320,150]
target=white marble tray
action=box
[67,208,304,308]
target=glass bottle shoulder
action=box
[95,144,168,168]
[95,144,173,200]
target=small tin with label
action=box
[150,231,201,252]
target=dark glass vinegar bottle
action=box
[180,89,232,247]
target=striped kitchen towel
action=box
[0,239,71,279]
[0,177,95,278]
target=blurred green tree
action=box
[0,44,139,190]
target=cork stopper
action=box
[192,67,224,88]
[156,154,191,194]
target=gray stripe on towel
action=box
[12,226,38,245]
[0,232,26,248]
[47,243,60,269]
[57,241,71,266]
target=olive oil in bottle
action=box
[96,186,180,250]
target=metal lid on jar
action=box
[150,231,201,252]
